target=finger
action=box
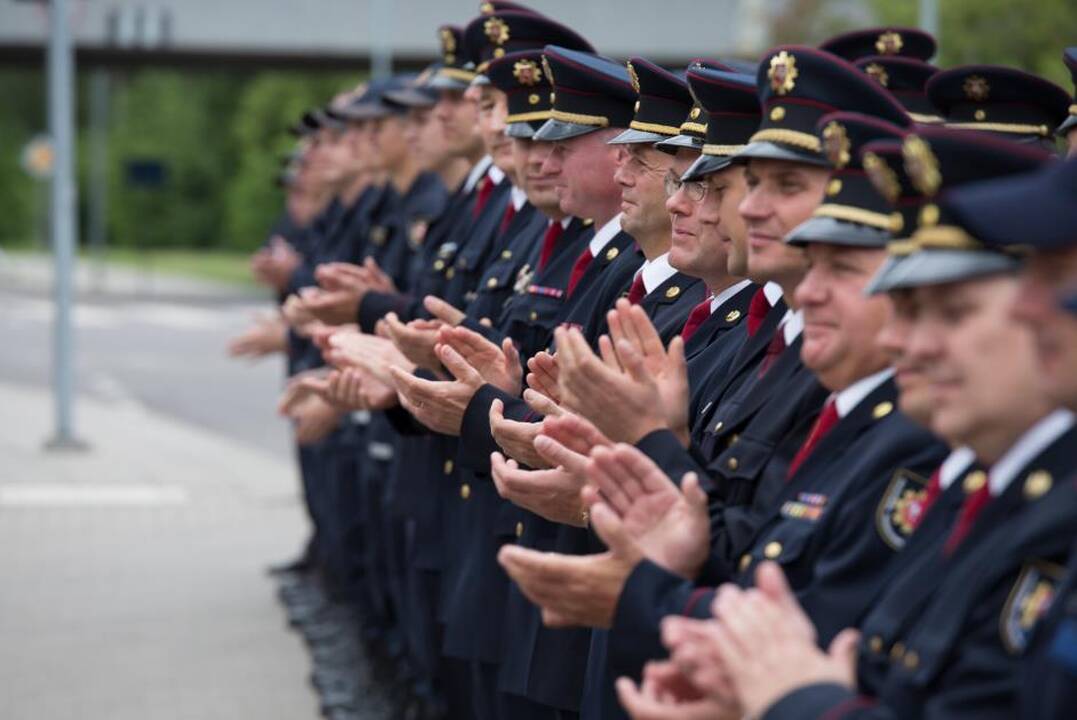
[828,628,862,673]
[589,502,640,561]
[613,443,675,496]
[615,338,650,383]
[629,304,665,358]
[533,434,587,475]
[597,334,621,370]
[586,446,636,515]
[501,338,521,375]
[523,388,563,418]
[423,295,465,325]
[437,343,481,385]
[754,561,801,616]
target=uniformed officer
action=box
[854,55,942,123]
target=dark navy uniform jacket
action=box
[586,377,948,720]
[1021,535,1077,719]
[762,420,1077,720]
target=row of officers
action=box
[230,3,1077,719]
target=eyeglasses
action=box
[664,172,708,202]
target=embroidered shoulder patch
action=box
[1000,560,1064,654]
[875,468,928,550]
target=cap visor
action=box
[1058,115,1077,135]
[865,249,1018,293]
[384,88,436,108]
[785,216,891,248]
[428,74,472,91]
[655,134,704,153]
[734,141,829,167]
[608,128,668,145]
[335,103,392,121]
[533,117,600,142]
[681,153,733,181]
[505,122,537,139]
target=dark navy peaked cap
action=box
[947,156,1077,253]
[821,26,936,62]
[681,69,759,180]
[1058,48,1077,135]
[610,57,693,145]
[855,56,941,123]
[431,25,476,90]
[656,58,757,151]
[463,10,592,79]
[485,49,553,138]
[738,45,910,167]
[863,128,1053,294]
[532,46,636,142]
[926,65,1071,141]
[787,111,910,248]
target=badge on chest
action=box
[1001,560,1064,654]
[875,468,929,550]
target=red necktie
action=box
[566,249,594,297]
[746,288,770,337]
[908,469,943,532]
[758,327,787,377]
[473,175,495,218]
[786,399,839,479]
[681,297,713,342]
[538,221,564,271]
[627,274,647,305]
[499,202,517,234]
[944,480,991,555]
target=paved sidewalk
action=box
[0,381,320,720]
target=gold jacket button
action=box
[727,456,739,471]
[890,641,905,662]
[487,277,498,289]
[460,483,471,500]
[529,311,538,321]
[501,249,512,259]
[739,554,751,572]
[764,541,782,559]
[443,459,454,475]
[869,636,883,653]
[515,522,524,538]
[714,420,724,432]
[903,650,919,670]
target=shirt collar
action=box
[464,155,493,193]
[938,446,977,491]
[763,281,784,307]
[510,186,528,211]
[710,279,753,313]
[588,213,625,256]
[636,252,678,295]
[989,408,1075,496]
[832,367,895,418]
[780,309,804,345]
[488,164,506,186]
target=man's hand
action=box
[707,563,858,717]
[277,369,330,416]
[556,319,688,444]
[298,286,362,326]
[491,451,588,526]
[383,313,445,373]
[285,394,341,446]
[424,295,468,327]
[251,236,301,291]
[497,501,643,628]
[584,444,710,579]
[615,661,741,720]
[388,344,483,435]
[488,394,563,469]
[439,325,522,395]
[525,351,561,405]
[228,313,287,358]
[281,293,317,332]
[660,616,738,704]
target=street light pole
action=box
[45,0,85,451]
[919,0,940,45]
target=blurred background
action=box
[0,1,1073,719]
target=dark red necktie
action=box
[566,249,594,297]
[681,297,713,342]
[944,480,991,555]
[627,274,647,305]
[757,327,787,377]
[473,175,495,218]
[499,202,517,234]
[909,469,943,532]
[786,399,839,479]
[538,221,564,271]
[746,288,770,337]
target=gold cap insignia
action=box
[528,93,540,105]
[725,309,742,322]
[626,60,640,93]
[875,31,904,55]
[605,246,619,261]
[902,135,942,196]
[963,75,990,102]
[827,178,843,196]
[541,55,555,89]
[822,121,851,169]
[919,203,940,227]
[665,286,682,299]
[768,51,798,96]
[439,28,457,64]
[480,2,495,14]
[865,62,889,87]
[484,16,510,46]
[863,152,901,203]
[513,59,542,86]
[690,106,701,120]
[1023,470,1052,500]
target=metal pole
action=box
[368,0,392,79]
[46,0,85,451]
[919,0,940,47]
[89,68,110,292]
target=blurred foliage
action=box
[0,67,357,252]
